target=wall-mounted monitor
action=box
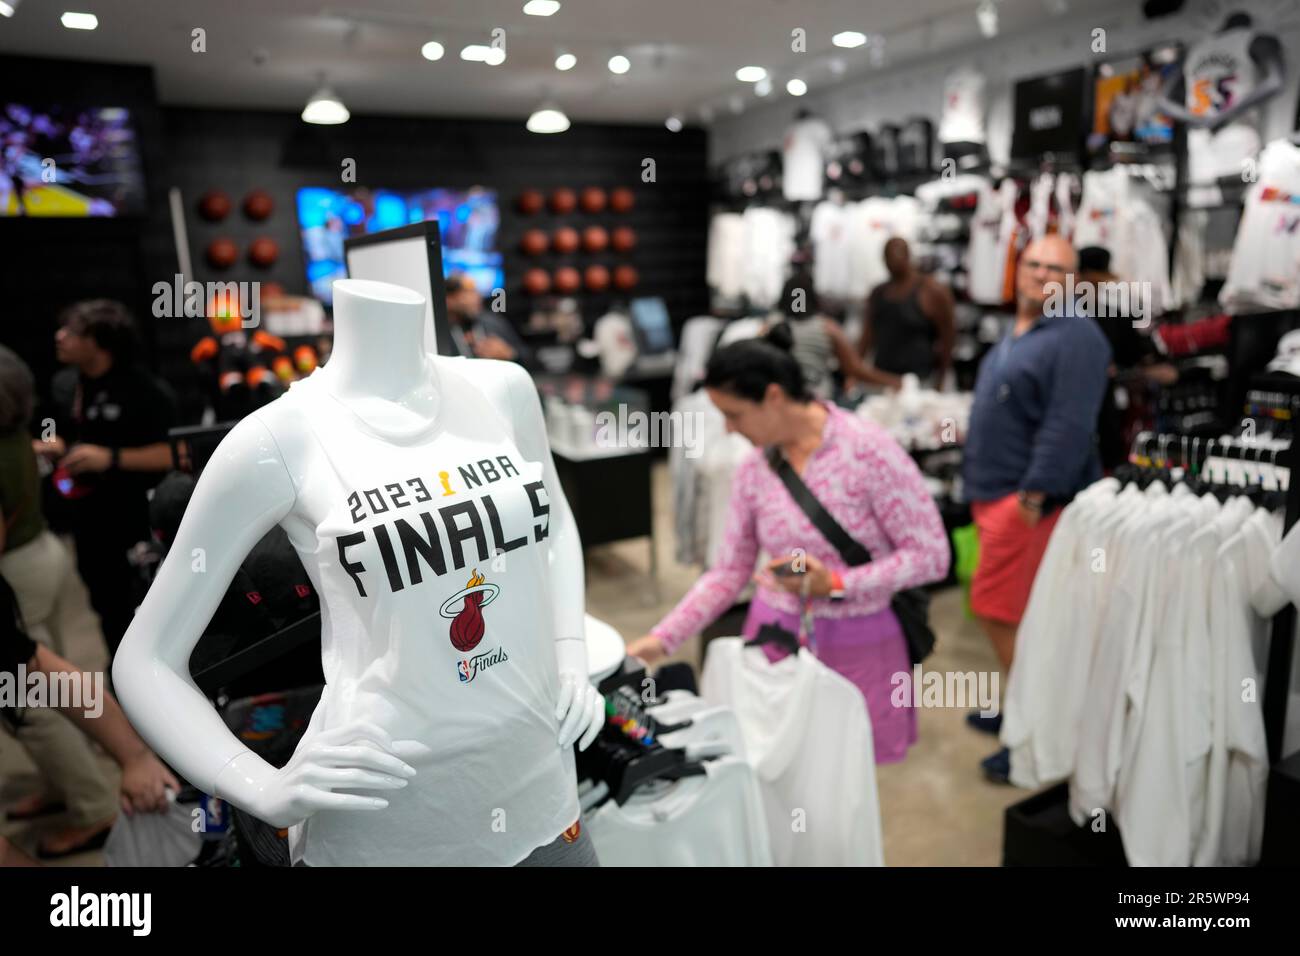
[296,185,502,306]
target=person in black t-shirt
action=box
[33,300,175,655]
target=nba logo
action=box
[458,660,472,682]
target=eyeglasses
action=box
[1020,259,1069,277]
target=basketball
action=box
[248,237,279,268]
[520,229,549,256]
[611,226,636,252]
[516,189,545,215]
[205,237,239,269]
[243,189,275,221]
[613,264,639,290]
[584,264,610,292]
[198,189,232,222]
[582,225,609,253]
[552,226,580,254]
[554,266,582,294]
[580,186,607,213]
[523,268,551,295]
[609,187,635,213]
[549,187,577,214]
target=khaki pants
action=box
[1,531,118,827]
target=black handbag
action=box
[766,447,936,664]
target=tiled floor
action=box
[3,461,1027,866]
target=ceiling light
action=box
[302,85,349,125]
[735,66,767,83]
[0,0,21,18]
[421,41,445,61]
[976,0,998,38]
[523,0,560,14]
[665,115,683,132]
[60,10,97,29]
[527,103,570,134]
[485,47,505,65]
[754,77,772,97]
[787,78,807,96]
[608,54,630,74]
[555,52,576,71]
[832,31,866,48]
[461,44,491,61]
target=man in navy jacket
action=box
[961,235,1111,780]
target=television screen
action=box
[1088,46,1182,158]
[630,297,674,354]
[1010,67,1087,162]
[1,103,147,217]
[297,186,502,305]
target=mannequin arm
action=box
[111,415,298,794]
[501,363,603,749]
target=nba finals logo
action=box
[442,569,508,683]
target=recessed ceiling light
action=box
[421,41,445,61]
[754,77,772,97]
[523,0,560,14]
[461,44,490,61]
[302,86,349,125]
[61,11,97,29]
[527,102,570,133]
[485,47,505,65]
[0,0,21,18]
[735,66,767,83]
[665,115,683,132]
[832,31,866,48]
[555,52,576,71]
[787,78,807,96]
[608,54,630,74]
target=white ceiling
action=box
[0,0,1095,124]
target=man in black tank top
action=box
[858,239,955,385]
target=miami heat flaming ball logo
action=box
[439,569,500,651]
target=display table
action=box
[551,443,656,578]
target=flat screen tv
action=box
[296,186,502,305]
[0,103,147,217]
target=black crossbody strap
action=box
[765,447,872,567]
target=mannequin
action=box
[113,279,604,866]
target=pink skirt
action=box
[742,595,918,764]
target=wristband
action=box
[828,570,845,601]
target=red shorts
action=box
[970,493,1061,625]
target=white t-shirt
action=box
[706,212,746,301]
[700,638,884,866]
[586,757,773,866]
[847,195,922,299]
[783,117,834,202]
[939,67,986,145]
[810,200,854,300]
[1184,27,1262,200]
[263,365,579,866]
[742,206,796,308]
[1220,138,1300,313]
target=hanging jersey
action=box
[1027,173,1055,241]
[966,179,1022,306]
[257,364,579,866]
[809,200,853,300]
[1184,28,1262,202]
[1054,171,1079,243]
[940,67,986,145]
[782,117,834,202]
[1220,138,1300,312]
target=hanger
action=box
[744,621,801,656]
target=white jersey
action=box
[847,195,922,299]
[1184,27,1262,201]
[700,638,884,866]
[260,366,579,866]
[939,67,986,145]
[706,212,746,301]
[782,116,834,202]
[586,757,773,866]
[1220,138,1300,312]
[742,206,796,308]
[966,179,1021,306]
[809,199,853,299]
[1075,168,1173,315]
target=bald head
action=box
[1016,235,1078,316]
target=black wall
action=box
[0,55,710,425]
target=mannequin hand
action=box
[219,723,425,829]
[625,634,668,667]
[119,751,181,816]
[554,638,604,751]
[60,443,112,475]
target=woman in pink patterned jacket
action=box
[627,330,950,762]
